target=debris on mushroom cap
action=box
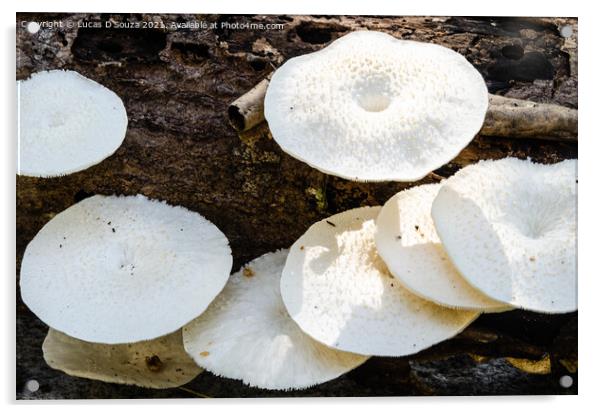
[17,70,128,177]
[264,30,488,182]
[376,183,511,312]
[20,194,232,344]
[431,157,577,313]
[183,250,368,390]
[280,207,479,357]
[42,328,203,389]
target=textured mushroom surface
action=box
[183,250,368,390]
[281,207,478,356]
[20,194,232,344]
[376,184,509,311]
[264,30,488,182]
[431,158,577,313]
[18,70,128,177]
[43,328,202,389]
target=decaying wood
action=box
[228,75,578,140]
[482,95,577,140]
[17,13,577,399]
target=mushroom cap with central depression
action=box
[264,30,488,182]
[431,158,577,313]
[20,195,232,344]
[281,207,478,357]
[183,250,368,390]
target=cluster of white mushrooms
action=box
[21,194,232,388]
[18,30,577,392]
[277,157,576,358]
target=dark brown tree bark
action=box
[16,13,577,398]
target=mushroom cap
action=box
[431,158,577,313]
[281,207,478,357]
[43,328,202,389]
[264,30,488,182]
[20,194,232,344]
[182,250,368,390]
[18,70,128,177]
[376,183,510,311]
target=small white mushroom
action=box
[281,207,478,357]
[20,194,232,344]
[183,250,368,390]
[431,157,577,313]
[43,328,202,389]
[376,183,510,312]
[264,31,488,182]
[18,70,128,177]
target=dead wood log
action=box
[17,13,578,399]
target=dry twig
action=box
[228,75,577,141]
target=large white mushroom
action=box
[431,157,577,313]
[281,207,478,357]
[183,250,368,390]
[20,194,232,344]
[264,30,488,182]
[43,328,202,389]
[376,183,510,311]
[18,70,128,177]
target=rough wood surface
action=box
[16,13,578,398]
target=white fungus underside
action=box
[376,184,510,311]
[281,207,478,357]
[20,194,232,344]
[431,158,577,313]
[18,70,128,177]
[43,328,202,389]
[264,30,488,182]
[183,250,368,390]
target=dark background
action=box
[16,13,577,398]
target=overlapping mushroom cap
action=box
[281,207,478,357]
[264,30,488,181]
[431,158,577,313]
[18,70,128,177]
[20,194,232,344]
[376,183,510,311]
[183,250,368,390]
[43,328,202,389]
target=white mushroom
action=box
[20,194,232,344]
[431,157,577,313]
[264,30,488,182]
[18,70,128,177]
[376,183,510,311]
[43,328,202,389]
[183,250,368,390]
[281,207,478,357]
